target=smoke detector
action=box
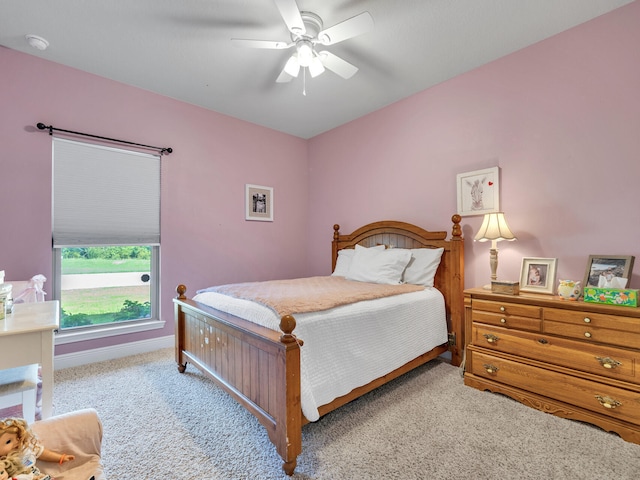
[25,34,49,51]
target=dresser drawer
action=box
[473,299,542,318]
[469,349,640,425]
[472,324,639,381]
[472,299,542,331]
[544,321,640,350]
[544,308,640,333]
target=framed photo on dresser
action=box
[520,257,557,294]
[583,255,634,288]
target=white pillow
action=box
[346,245,412,285]
[402,247,444,287]
[332,245,385,276]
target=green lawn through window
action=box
[60,256,152,328]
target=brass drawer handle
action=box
[584,332,592,338]
[483,364,499,374]
[583,317,591,323]
[537,338,549,345]
[595,395,622,409]
[499,306,506,312]
[483,333,499,344]
[596,357,622,369]
[500,318,506,324]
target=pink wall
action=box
[307,2,640,291]
[2,2,639,355]
[0,46,308,354]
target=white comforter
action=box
[193,286,447,422]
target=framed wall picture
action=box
[582,255,635,288]
[245,184,273,222]
[456,166,500,216]
[520,257,557,294]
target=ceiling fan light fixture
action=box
[296,41,314,67]
[283,55,301,77]
[308,56,325,77]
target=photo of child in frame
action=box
[527,264,547,287]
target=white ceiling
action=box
[0,0,634,139]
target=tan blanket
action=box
[204,276,425,317]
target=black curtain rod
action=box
[36,123,172,155]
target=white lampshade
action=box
[297,41,314,67]
[283,55,301,78]
[474,212,516,242]
[308,56,325,77]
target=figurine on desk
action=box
[12,276,47,305]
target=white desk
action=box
[1,301,59,419]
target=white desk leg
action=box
[40,330,55,419]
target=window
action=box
[52,138,163,343]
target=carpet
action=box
[52,348,640,479]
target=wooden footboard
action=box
[174,286,303,475]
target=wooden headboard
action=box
[331,215,465,365]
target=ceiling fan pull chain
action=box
[303,67,307,96]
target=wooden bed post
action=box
[175,284,188,373]
[448,214,465,367]
[278,315,302,476]
[331,224,340,272]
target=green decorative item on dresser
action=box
[584,287,639,307]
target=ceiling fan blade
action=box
[318,51,359,79]
[317,11,374,45]
[231,38,292,49]
[273,0,306,35]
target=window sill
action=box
[55,319,165,345]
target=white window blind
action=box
[52,138,160,247]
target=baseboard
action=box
[54,335,174,370]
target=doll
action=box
[0,454,35,480]
[0,458,10,480]
[0,418,75,480]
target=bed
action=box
[173,216,464,475]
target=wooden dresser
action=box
[464,287,640,444]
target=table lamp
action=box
[474,212,517,288]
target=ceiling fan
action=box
[231,0,374,84]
